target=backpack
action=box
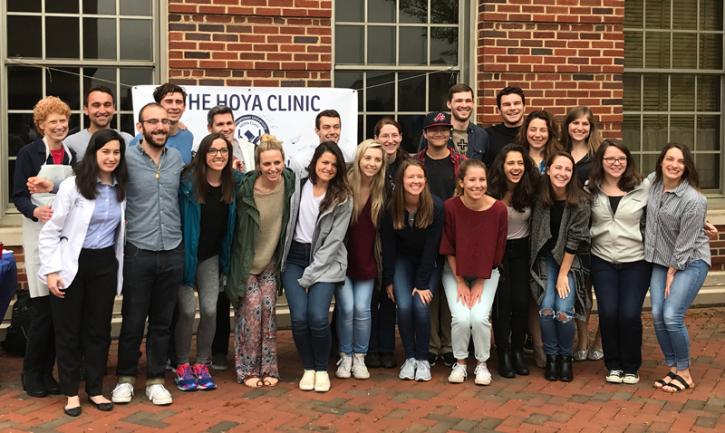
[2,290,30,356]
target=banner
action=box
[131,85,359,168]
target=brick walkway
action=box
[0,308,723,433]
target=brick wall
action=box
[476,0,624,137]
[168,0,333,87]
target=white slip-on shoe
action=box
[145,384,173,406]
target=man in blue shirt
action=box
[130,83,194,164]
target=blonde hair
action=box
[348,139,386,227]
[255,134,285,168]
[33,96,71,134]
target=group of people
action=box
[11,82,711,416]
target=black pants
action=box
[116,243,183,382]
[22,295,55,387]
[212,290,231,357]
[492,237,530,353]
[368,283,396,354]
[50,247,117,396]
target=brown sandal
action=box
[262,376,279,387]
[243,377,263,388]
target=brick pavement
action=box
[0,308,723,433]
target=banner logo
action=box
[235,114,270,144]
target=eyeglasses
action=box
[603,156,627,165]
[142,119,171,126]
[207,148,229,156]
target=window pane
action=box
[624,31,643,69]
[7,160,16,202]
[641,153,660,175]
[399,27,427,65]
[701,0,723,31]
[46,0,79,13]
[46,68,81,109]
[83,67,117,100]
[698,75,720,111]
[400,0,427,23]
[368,0,396,23]
[120,19,153,60]
[431,27,457,65]
[642,115,668,151]
[335,71,365,112]
[8,66,43,110]
[696,153,719,188]
[431,0,458,24]
[622,114,642,152]
[335,26,364,64]
[642,74,668,111]
[84,18,117,60]
[84,0,116,15]
[7,16,42,57]
[366,72,395,111]
[397,72,425,112]
[7,113,37,154]
[699,34,723,70]
[428,71,452,111]
[644,31,669,68]
[366,114,389,139]
[7,0,41,12]
[624,0,643,28]
[670,115,695,147]
[120,113,136,137]
[644,0,669,29]
[670,75,695,111]
[398,114,424,153]
[671,33,697,69]
[673,0,697,30]
[697,116,720,150]
[120,0,152,16]
[623,74,641,111]
[120,68,154,110]
[368,26,395,64]
[336,0,363,22]
[47,17,80,59]
[356,115,364,145]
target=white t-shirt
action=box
[294,181,324,244]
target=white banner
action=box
[131,85,359,168]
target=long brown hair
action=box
[348,139,386,227]
[539,151,590,207]
[306,141,352,212]
[516,110,561,164]
[75,129,128,201]
[391,159,434,230]
[655,142,700,189]
[186,133,235,204]
[561,106,602,157]
[588,139,643,195]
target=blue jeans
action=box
[649,260,709,370]
[393,256,440,361]
[539,253,576,356]
[282,241,336,372]
[336,277,374,355]
[591,256,651,374]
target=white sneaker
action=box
[448,363,467,383]
[474,363,492,386]
[314,371,330,392]
[335,354,352,379]
[299,370,315,391]
[111,382,134,404]
[351,354,370,379]
[399,358,417,380]
[415,360,432,382]
[145,384,173,405]
[622,373,640,384]
[605,369,624,384]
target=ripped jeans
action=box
[539,252,576,356]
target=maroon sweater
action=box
[440,196,508,279]
[346,198,377,280]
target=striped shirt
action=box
[644,179,711,269]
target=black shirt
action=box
[544,200,566,254]
[424,154,455,201]
[574,153,593,186]
[485,123,520,164]
[198,185,227,262]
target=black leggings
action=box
[492,238,530,353]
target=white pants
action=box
[441,263,499,363]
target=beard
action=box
[142,130,167,148]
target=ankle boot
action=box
[544,355,558,381]
[512,350,529,375]
[497,351,515,378]
[559,355,573,382]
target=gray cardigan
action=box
[529,199,591,320]
[281,177,353,288]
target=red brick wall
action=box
[476,0,624,137]
[168,0,333,87]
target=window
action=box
[333,0,467,153]
[624,0,724,190]
[1,0,161,213]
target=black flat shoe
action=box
[64,406,82,417]
[498,351,515,378]
[43,374,61,395]
[366,352,382,368]
[88,397,114,412]
[544,355,558,381]
[22,373,48,398]
[512,351,530,376]
[380,352,396,369]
